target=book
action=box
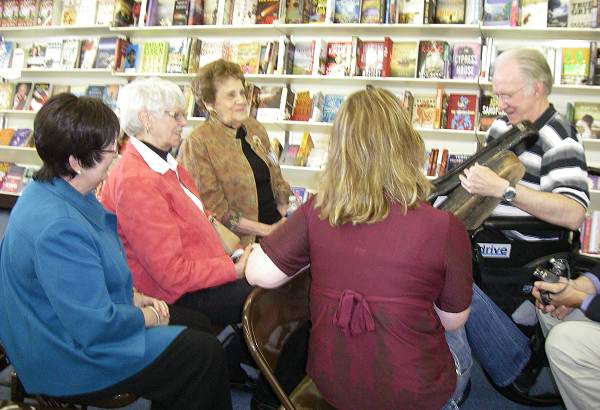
[203,0,219,23]
[520,0,547,26]
[568,0,598,27]
[256,85,286,121]
[43,40,63,68]
[292,41,315,75]
[246,83,261,119]
[76,0,98,25]
[0,41,14,69]
[236,42,262,74]
[199,40,230,67]
[112,0,135,26]
[172,0,189,24]
[124,43,139,71]
[478,93,504,131]
[187,0,204,24]
[434,0,465,23]
[390,41,418,77]
[166,38,191,73]
[29,83,50,111]
[446,94,477,130]
[0,130,15,145]
[2,164,26,194]
[334,0,361,22]
[60,39,80,69]
[2,0,20,27]
[397,0,424,23]
[271,137,283,160]
[402,90,414,120]
[102,84,120,111]
[85,85,105,100]
[482,0,511,25]
[360,0,385,23]
[79,39,98,69]
[0,83,14,109]
[417,40,450,79]
[426,148,439,176]
[324,41,352,76]
[8,128,31,146]
[357,37,392,77]
[285,0,307,22]
[70,85,88,97]
[51,84,70,97]
[561,47,590,85]
[412,96,436,128]
[187,39,202,73]
[547,0,569,27]
[140,40,169,73]
[232,0,257,24]
[95,0,115,24]
[12,82,31,110]
[26,43,46,68]
[291,90,312,121]
[61,0,79,25]
[451,43,481,80]
[574,102,600,138]
[36,0,54,25]
[281,144,300,165]
[153,0,176,25]
[18,0,37,26]
[256,0,279,22]
[321,94,344,123]
[296,131,314,166]
[308,0,327,22]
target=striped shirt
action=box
[487,105,589,239]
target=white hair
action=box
[494,48,553,96]
[117,77,185,137]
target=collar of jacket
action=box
[208,115,245,140]
[43,177,115,231]
[129,136,178,175]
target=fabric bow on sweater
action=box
[333,290,376,337]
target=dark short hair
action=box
[33,93,120,181]
[192,59,245,106]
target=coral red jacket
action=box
[100,138,237,304]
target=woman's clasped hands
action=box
[134,289,170,327]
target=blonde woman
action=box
[246,87,472,410]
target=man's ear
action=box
[68,155,81,175]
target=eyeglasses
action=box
[494,85,528,103]
[164,110,186,121]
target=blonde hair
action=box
[316,87,431,226]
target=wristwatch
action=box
[502,182,517,203]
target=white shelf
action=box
[480,26,600,41]
[110,24,281,38]
[275,23,481,38]
[1,24,111,38]
[0,147,41,166]
[0,110,36,117]
[280,165,323,190]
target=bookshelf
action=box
[1,18,599,208]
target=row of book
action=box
[484,0,600,28]
[275,132,327,168]
[0,82,120,112]
[481,39,600,86]
[0,127,31,146]
[424,148,470,177]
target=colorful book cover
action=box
[232,0,257,24]
[50,85,71,97]
[446,94,477,130]
[573,102,600,138]
[321,95,344,123]
[26,43,46,68]
[149,0,175,25]
[61,0,79,25]
[412,96,436,128]
[285,0,306,22]
[519,0,547,26]
[172,0,189,24]
[307,0,326,22]
[256,0,279,23]
[451,43,481,80]
[417,40,450,79]
[199,40,227,67]
[478,94,504,131]
[360,0,385,23]
[561,47,590,85]
[434,0,465,23]
[102,84,121,111]
[358,40,385,77]
[334,0,361,22]
[124,43,138,71]
[29,83,50,112]
[482,0,511,25]
[141,40,169,73]
[86,85,105,99]
[203,0,218,23]
[2,164,26,194]
[324,42,352,76]
[8,128,31,146]
[257,85,285,121]
[2,0,20,27]
[112,0,135,26]
[292,41,315,75]
[390,41,417,78]
[547,0,568,27]
[0,130,15,145]
[236,42,261,74]
[166,38,191,73]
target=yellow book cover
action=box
[295,132,314,166]
[561,47,590,85]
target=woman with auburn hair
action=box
[246,87,473,410]
[178,59,290,247]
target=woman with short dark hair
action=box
[0,93,232,409]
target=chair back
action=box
[242,270,311,410]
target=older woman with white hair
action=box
[100,77,252,327]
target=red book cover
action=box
[256,0,279,23]
[446,94,477,131]
[382,36,392,77]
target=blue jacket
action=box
[0,178,183,396]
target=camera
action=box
[522,258,570,305]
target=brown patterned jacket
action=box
[178,116,290,245]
